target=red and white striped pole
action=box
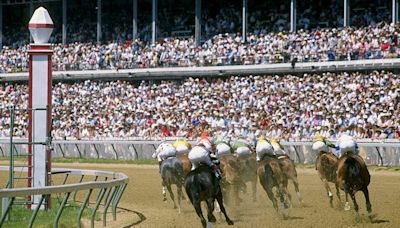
[27,6,53,210]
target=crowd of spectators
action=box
[1,22,400,73]
[0,70,398,141]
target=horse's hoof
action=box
[209,215,217,223]
[282,209,289,219]
[344,202,351,211]
[367,213,375,221]
[227,220,234,225]
[355,214,361,222]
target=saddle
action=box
[277,154,290,160]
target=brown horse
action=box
[337,152,372,220]
[315,151,341,207]
[177,153,192,177]
[257,156,290,219]
[237,154,258,202]
[278,155,303,206]
[219,154,244,205]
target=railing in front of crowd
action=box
[2,58,400,82]
[0,138,399,166]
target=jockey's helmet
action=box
[314,134,325,142]
[270,138,280,144]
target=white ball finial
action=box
[28,7,54,44]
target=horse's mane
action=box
[188,164,212,176]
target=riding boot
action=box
[158,161,162,173]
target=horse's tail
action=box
[320,154,338,181]
[228,159,241,172]
[263,162,277,186]
[344,157,360,178]
[184,174,196,203]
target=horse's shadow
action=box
[284,216,304,220]
[350,213,390,225]
[371,219,390,224]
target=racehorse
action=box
[278,155,303,206]
[177,153,192,177]
[218,154,244,205]
[160,157,185,213]
[236,154,258,203]
[185,165,234,228]
[337,152,372,220]
[257,156,290,219]
[315,151,341,207]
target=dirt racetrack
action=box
[48,163,399,228]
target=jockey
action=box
[197,131,213,151]
[231,136,252,158]
[335,133,359,157]
[152,141,177,172]
[214,131,232,157]
[188,132,222,179]
[269,138,288,158]
[255,135,275,161]
[312,134,336,153]
[173,138,192,154]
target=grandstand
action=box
[0,0,399,141]
[0,2,399,228]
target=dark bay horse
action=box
[185,165,234,228]
[257,156,290,219]
[160,157,185,213]
[315,151,341,207]
[278,155,303,206]
[337,153,372,219]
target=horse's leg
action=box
[349,191,360,220]
[267,185,280,212]
[291,177,303,205]
[362,187,372,219]
[279,185,291,210]
[279,186,290,219]
[216,189,234,225]
[322,179,334,207]
[344,186,351,211]
[177,185,182,214]
[283,181,292,208]
[166,184,176,209]
[193,199,207,228]
[234,183,242,205]
[206,199,217,223]
[236,179,245,204]
[162,181,167,201]
[252,177,257,202]
[335,181,341,204]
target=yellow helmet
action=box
[270,138,279,144]
[314,134,325,142]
